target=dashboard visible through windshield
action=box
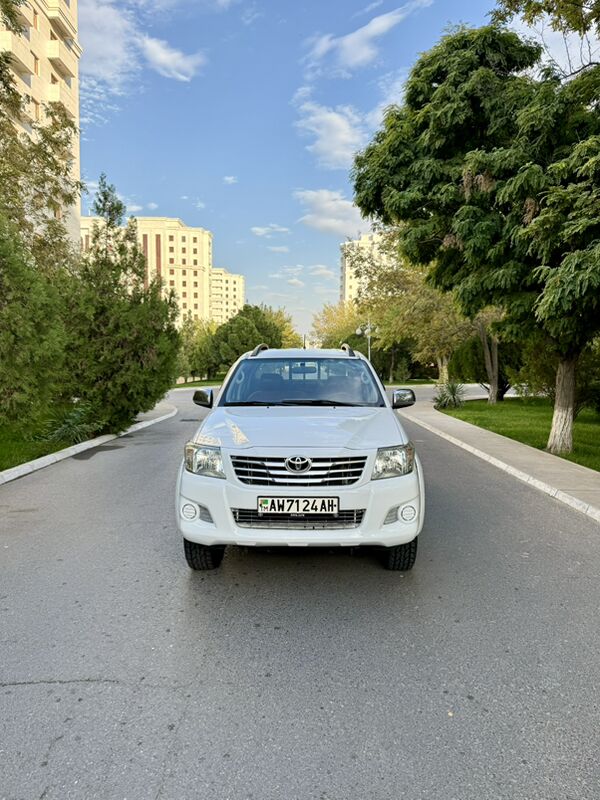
[222,358,385,407]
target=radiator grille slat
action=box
[231,455,367,487]
[232,508,365,529]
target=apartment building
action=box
[210,268,245,325]
[0,0,82,237]
[80,216,246,326]
[339,232,387,303]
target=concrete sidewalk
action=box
[400,398,600,524]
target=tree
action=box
[64,175,180,432]
[0,215,65,424]
[311,302,363,349]
[494,0,600,37]
[352,25,600,452]
[189,318,219,379]
[262,306,303,348]
[344,229,472,383]
[211,305,283,369]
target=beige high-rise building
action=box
[0,0,82,237]
[339,232,386,303]
[210,268,245,326]
[80,216,246,326]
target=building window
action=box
[194,304,198,309]
[169,258,174,264]
[182,259,186,265]
[169,269,174,275]
[193,281,198,287]
[169,246,174,253]
[193,260,197,266]
[169,235,174,241]
[32,54,40,76]
[181,236,186,242]
[193,248,197,254]
[194,293,198,298]
[182,247,186,254]
[32,100,40,121]
[182,303,187,309]
[170,280,175,287]
[182,292,186,298]
[193,270,198,275]
[182,281,186,287]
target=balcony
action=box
[45,0,77,39]
[46,39,76,77]
[0,31,34,77]
[48,80,76,117]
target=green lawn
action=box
[443,397,600,472]
[172,378,224,389]
[0,406,72,472]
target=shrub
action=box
[434,381,466,409]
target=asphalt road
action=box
[1,388,599,800]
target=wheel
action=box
[383,538,418,571]
[183,539,226,570]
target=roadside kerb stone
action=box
[0,405,178,487]
[401,408,600,525]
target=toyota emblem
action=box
[285,456,312,473]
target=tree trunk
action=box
[547,355,578,455]
[388,348,395,383]
[477,321,498,405]
[436,355,449,384]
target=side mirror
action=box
[193,388,213,409]
[392,388,416,409]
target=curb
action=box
[401,410,600,525]
[0,404,178,487]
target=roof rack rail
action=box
[341,343,355,357]
[250,343,269,357]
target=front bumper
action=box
[175,454,425,548]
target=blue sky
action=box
[79,0,497,333]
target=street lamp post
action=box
[356,320,375,361]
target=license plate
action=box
[257,497,339,516]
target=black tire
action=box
[383,538,418,571]
[183,539,226,570]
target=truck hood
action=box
[191,406,407,451]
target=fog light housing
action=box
[384,506,399,525]
[181,503,198,520]
[400,504,417,522]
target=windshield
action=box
[222,358,385,407]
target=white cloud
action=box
[287,277,305,288]
[309,264,336,279]
[180,195,189,200]
[139,36,206,81]
[79,0,207,126]
[295,101,367,169]
[242,4,262,25]
[223,175,238,184]
[292,70,406,171]
[269,265,304,279]
[268,245,290,253]
[353,0,384,17]
[195,200,206,209]
[295,189,368,238]
[128,203,144,212]
[251,223,290,237]
[305,1,432,77]
[147,201,159,210]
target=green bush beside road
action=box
[442,399,600,473]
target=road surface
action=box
[1,388,599,800]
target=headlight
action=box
[184,443,225,478]
[372,443,415,480]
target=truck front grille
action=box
[230,455,367,487]
[231,508,365,529]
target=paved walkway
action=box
[400,390,600,524]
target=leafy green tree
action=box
[262,306,303,348]
[188,318,219,379]
[494,0,600,38]
[64,175,180,432]
[353,25,600,452]
[211,305,283,369]
[0,216,65,424]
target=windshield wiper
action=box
[224,401,285,406]
[278,399,363,406]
